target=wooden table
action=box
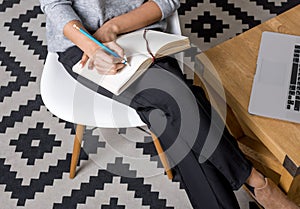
[195,5,300,204]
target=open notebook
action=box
[72,29,190,95]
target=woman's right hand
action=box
[81,41,125,75]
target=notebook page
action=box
[116,30,187,57]
[140,30,188,56]
[72,54,149,95]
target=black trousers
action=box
[57,46,252,209]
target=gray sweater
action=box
[40,0,180,52]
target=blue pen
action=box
[73,24,129,65]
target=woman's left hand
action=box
[93,20,119,43]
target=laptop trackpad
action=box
[258,60,287,86]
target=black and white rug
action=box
[0,0,298,208]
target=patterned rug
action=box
[0,0,298,208]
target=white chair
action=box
[41,11,182,179]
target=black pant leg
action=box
[189,85,252,190]
[123,59,247,208]
[201,160,241,209]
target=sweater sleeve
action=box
[151,0,180,20]
[39,0,81,35]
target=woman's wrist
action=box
[105,19,120,35]
[64,20,100,57]
[85,43,100,58]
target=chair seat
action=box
[40,52,146,128]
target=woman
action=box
[39,0,299,208]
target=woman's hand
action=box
[93,20,119,43]
[87,41,125,75]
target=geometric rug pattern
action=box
[0,0,297,208]
[179,0,299,51]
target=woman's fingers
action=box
[88,42,126,74]
[80,53,89,67]
[93,61,125,75]
[105,41,124,58]
[90,52,125,74]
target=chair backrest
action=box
[41,12,182,128]
[166,11,181,35]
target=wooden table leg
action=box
[279,169,300,205]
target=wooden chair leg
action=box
[69,124,85,179]
[150,132,173,180]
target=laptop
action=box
[248,31,300,123]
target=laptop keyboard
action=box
[286,44,300,111]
